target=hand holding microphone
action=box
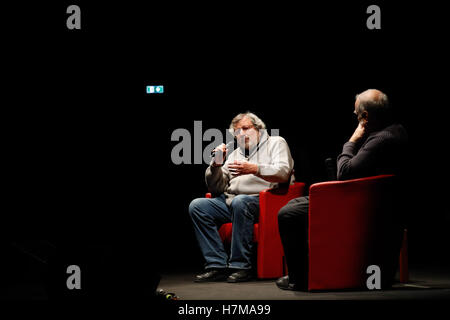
[211,142,233,167]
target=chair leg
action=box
[399,229,409,283]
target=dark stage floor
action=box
[1,265,449,301]
[158,266,450,300]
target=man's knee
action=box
[230,195,258,218]
[278,196,309,224]
[230,195,254,209]
[189,198,210,218]
[278,204,294,224]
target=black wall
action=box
[3,1,449,297]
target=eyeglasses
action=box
[233,125,255,136]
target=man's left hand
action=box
[349,122,367,143]
[228,160,258,176]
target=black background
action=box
[2,1,449,300]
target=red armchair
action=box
[308,175,408,291]
[207,182,306,279]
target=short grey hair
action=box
[229,112,266,132]
[355,91,390,112]
[355,90,393,124]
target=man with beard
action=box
[189,112,295,282]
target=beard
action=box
[237,136,258,153]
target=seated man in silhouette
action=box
[276,89,408,290]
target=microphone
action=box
[325,158,337,180]
[211,141,234,157]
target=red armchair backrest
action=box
[308,175,401,290]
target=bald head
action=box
[354,89,393,131]
[356,89,387,107]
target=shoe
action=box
[227,269,253,283]
[276,275,299,291]
[194,268,229,282]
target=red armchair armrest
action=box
[257,182,306,278]
[206,182,306,279]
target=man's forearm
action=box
[256,163,292,183]
[205,165,227,194]
[337,141,357,180]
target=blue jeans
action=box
[189,194,260,270]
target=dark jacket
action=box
[337,123,408,180]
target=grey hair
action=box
[355,91,390,112]
[355,90,393,124]
[229,112,266,132]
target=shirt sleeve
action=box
[205,159,231,195]
[337,136,385,180]
[255,137,294,183]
